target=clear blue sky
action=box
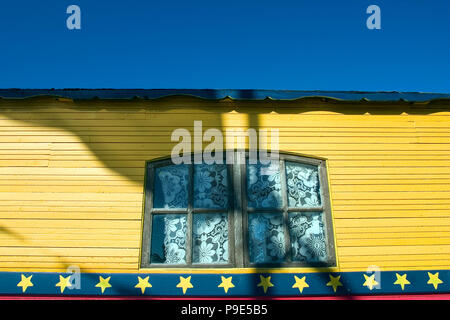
[0,0,449,92]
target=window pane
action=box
[150,214,187,264]
[285,161,321,208]
[288,212,328,263]
[248,213,286,263]
[194,164,228,209]
[154,164,189,209]
[247,161,283,208]
[192,213,229,264]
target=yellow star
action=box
[292,275,309,294]
[177,276,193,294]
[135,276,152,294]
[55,275,73,293]
[218,276,235,294]
[17,274,33,293]
[326,274,343,293]
[95,276,112,294]
[363,274,379,290]
[427,272,443,290]
[393,273,410,291]
[257,275,274,294]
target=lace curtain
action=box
[289,212,327,262]
[151,164,229,264]
[285,161,321,207]
[247,162,283,208]
[154,164,189,209]
[194,164,228,209]
[193,213,228,263]
[247,160,327,264]
[151,214,187,264]
[248,213,285,263]
[150,159,328,265]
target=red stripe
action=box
[1,294,449,300]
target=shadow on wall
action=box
[0,92,449,186]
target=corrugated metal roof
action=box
[0,89,449,102]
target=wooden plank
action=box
[329,160,450,167]
[0,160,48,167]
[340,260,450,268]
[332,191,450,200]
[0,256,137,262]
[0,205,141,212]
[0,175,143,182]
[333,210,450,218]
[330,167,450,175]
[48,160,145,168]
[0,117,444,129]
[0,227,140,235]
[334,204,450,211]
[0,219,141,229]
[331,179,450,185]
[0,185,142,193]
[0,239,140,248]
[336,226,450,233]
[0,167,144,176]
[4,127,450,135]
[337,232,450,239]
[8,130,450,137]
[0,192,142,201]
[4,133,450,144]
[48,149,450,156]
[42,159,450,169]
[42,154,450,161]
[0,247,140,256]
[337,237,450,246]
[0,110,448,119]
[333,184,450,192]
[0,267,139,272]
[340,254,450,262]
[338,245,450,256]
[332,199,450,205]
[0,143,50,149]
[334,218,450,228]
[0,211,142,219]
[0,201,142,207]
[0,180,142,187]
[46,142,450,152]
[0,233,140,241]
[81,135,421,144]
[0,262,138,269]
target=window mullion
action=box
[280,159,291,263]
[287,207,324,212]
[186,163,194,266]
[240,156,250,267]
[141,162,154,267]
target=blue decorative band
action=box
[1,270,449,297]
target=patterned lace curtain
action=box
[247,160,328,263]
[151,163,229,264]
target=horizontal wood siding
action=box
[0,98,449,273]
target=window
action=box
[140,153,336,268]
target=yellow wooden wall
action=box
[0,97,449,273]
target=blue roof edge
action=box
[0,89,449,102]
